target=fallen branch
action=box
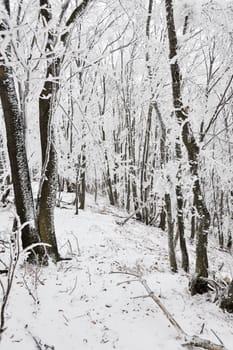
[111,270,228,350]
[116,210,137,226]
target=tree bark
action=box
[0,63,41,251]
[164,193,178,272]
[0,3,42,261]
[38,64,60,260]
[165,0,210,292]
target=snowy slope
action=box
[0,196,233,350]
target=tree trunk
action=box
[79,151,86,209]
[176,182,189,272]
[165,0,209,293]
[0,64,41,252]
[0,5,42,261]
[164,193,178,273]
[38,72,60,260]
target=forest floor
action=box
[0,193,233,350]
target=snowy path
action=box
[1,200,233,349]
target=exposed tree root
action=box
[111,270,228,350]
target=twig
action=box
[200,323,205,334]
[70,232,81,256]
[22,273,38,304]
[27,328,55,350]
[211,329,224,346]
[131,294,150,300]
[69,276,78,295]
[117,279,139,286]
[87,267,92,286]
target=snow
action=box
[1,195,233,350]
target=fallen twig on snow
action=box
[26,327,55,350]
[116,210,139,226]
[111,270,228,350]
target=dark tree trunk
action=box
[165,0,209,293]
[75,164,79,215]
[176,182,189,272]
[140,104,152,225]
[0,64,41,252]
[164,193,178,273]
[79,152,86,209]
[102,128,115,206]
[0,4,42,261]
[159,206,166,231]
[190,205,196,240]
[38,71,60,260]
[175,141,189,272]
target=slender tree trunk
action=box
[140,104,152,224]
[165,0,209,292]
[79,150,86,209]
[75,163,79,215]
[175,143,189,272]
[102,128,115,206]
[164,193,178,273]
[38,68,60,260]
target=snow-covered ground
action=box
[0,194,233,350]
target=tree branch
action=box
[111,270,228,350]
[61,0,93,45]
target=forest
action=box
[0,0,233,349]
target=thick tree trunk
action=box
[0,6,42,261]
[0,65,40,250]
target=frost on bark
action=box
[0,4,42,260]
[165,0,210,293]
